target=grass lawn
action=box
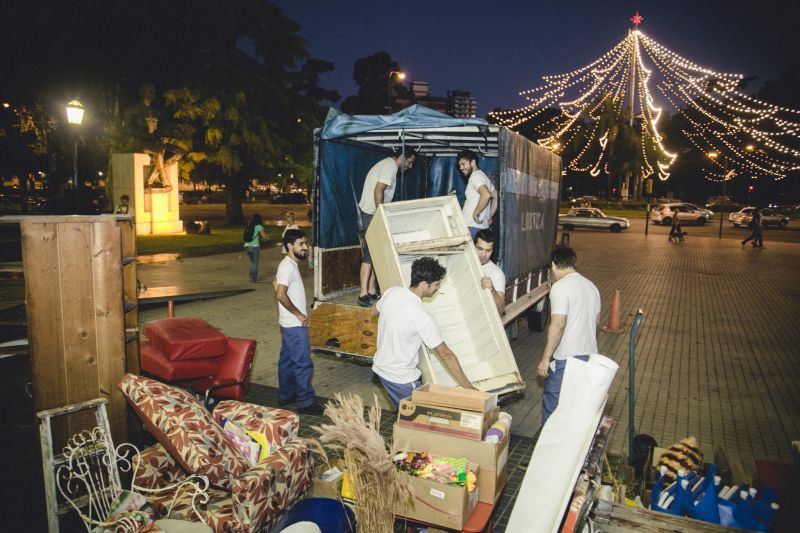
[136,225,285,256]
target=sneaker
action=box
[250,279,262,283]
[297,403,326,416]
[357,295,372,307]
[369,292,381,301]
[278,397,295,407]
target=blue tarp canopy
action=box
[319,104,490,141]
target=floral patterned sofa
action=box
[119,373,314,532]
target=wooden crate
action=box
[366,196,523,394]
[21,215,138,446]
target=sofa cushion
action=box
[140,341,220,381]
[191,338,256,401]
[119,373,249,490]
[143,318,228,361]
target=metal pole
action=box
[628,309,645,464]
[718,157,727,239]
[73,137,79,204]
[387,75,392,112]
[645,202,650,236]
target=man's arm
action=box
[489,188,499,218]
[373,182,388,208]
[480,277,505,314]
[432,342,477,390]
[537,314,567,377]
[473,185,491,223]
[276,284,308,326]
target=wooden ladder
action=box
[37,397,116,533]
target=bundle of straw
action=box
[311,393,408,533]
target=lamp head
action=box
[66,99,85,125]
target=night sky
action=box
[275,0,800,115]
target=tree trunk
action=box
[226,180,246,225]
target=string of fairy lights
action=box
[490,13,800,183]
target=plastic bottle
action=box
[484,412,512,444]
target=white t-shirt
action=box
[549,272,601,359]
[482,260,506,294]
[358,157,398,215]
[276,256,306,328]
[373,287,444,384]
[462,169,495,229]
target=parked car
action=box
[179,190,210,204]
[651,202,714,225]
[728,207,789,228]
[558,208,630,232]
[269,192,308,204]
[569,195,601,206]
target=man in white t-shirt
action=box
[474,229,506,315]
[371,257,476,408]
[537,247,601,424]
[457,149,497,239]
[275,228,322,415]
[357,147,416,308]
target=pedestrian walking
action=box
[243,213,267,282]
[537,247,601,425]
[371,257,476,409]
[668,211,684,243]
[275,228,323,414]
[742,207,763,248]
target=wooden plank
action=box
[92,220,127,442]
[320,247,362,296]
[58,221,102,440]
[593,502,740,532]
[394,235,470,253]
[309,302,378,358]
[21,219,71,446]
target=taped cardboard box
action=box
[395,463,480,530]
[412,383,498,413]
[312,458,345,500]
[398,399,500,441]
[393,423,509,504]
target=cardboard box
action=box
[412,383,498,413]
[393,423,509,504]
[311,459,345,500]
[395,463,480,530]
[398,399,500,441]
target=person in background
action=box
[114,194,130,214]
[281,210,299,255]
[474,229,505,314]
[668,210,684,243]
[275,229,323,414]
[457,149,498,239]
[742,206,763,248]
[537,247,601,425]
[371,257,476,409]
[244,213,267,283]
[356,147,417,307]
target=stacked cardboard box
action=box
[392,384,510,528]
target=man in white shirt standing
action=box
[357,147,417,307]
[275,228,322,415]
[474,229,505,315]
[371,257,476,408]
[458,150,498,239]
[536,247,601,424]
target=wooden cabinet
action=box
[21,215,139,445]
[366,196,524,394]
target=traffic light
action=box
[748,185,755,192]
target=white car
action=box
[651,203,714,225]
[729,207,789,228]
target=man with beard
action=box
[474,229,505,314]
[275,228,323,414]
[457,150,497,239]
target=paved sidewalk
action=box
[138,228,800,475]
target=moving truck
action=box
[309,106,561,394]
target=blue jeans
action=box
[279,326,316,408]
[377,375,421,410]
[245,246,260,281]
[542,355,590,424]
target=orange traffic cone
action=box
[602,289,622,333]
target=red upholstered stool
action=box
[139,340,220,382]
[191,338,257,405]
[143,317,228,361]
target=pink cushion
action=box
[139,341,219,381]
[143,318,228,361]
[118,373,249,490]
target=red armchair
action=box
[139,317,255,406]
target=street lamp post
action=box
[387,70,406,112]
[66,99,85,205]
